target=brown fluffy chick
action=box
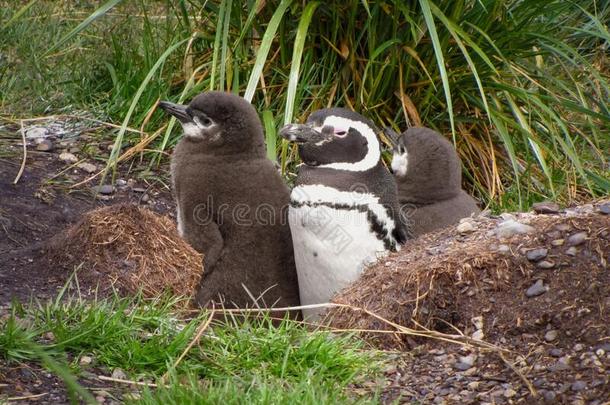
[159,92,300,314]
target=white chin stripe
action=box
[318,116,380,172]
[291,184,398,246]
[391,152,408,177]
[181,123,201,138]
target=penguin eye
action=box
[194,115,214,128]
[397,145,406,154]
[334,129,348,137]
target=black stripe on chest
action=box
[290,200,398,251]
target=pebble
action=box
[495,220,535,239]
[503,388,517,398]
[526,248,548,261]
[26,127,48,139]
[536,260,555,269]
[497,244,510,253]
[140,194,149,203]
[457,221,475,234]
[565,246,578,256]
[93,185,115,195]
[59,152,78,163]
[555,223,571,231]
[532,201,560,214]
[573,343,584,351]
[526,280,548,297]
[571,381,586,391]
[542,390,556,402]
[79,355,93,365]
[472,330,484,340]
[549,348,563,357]
[116,179,127,187]
[599,203,610,215]
[77,162,97,173]
[35,139,54,152]
[111,368,127,380]
[550,239,564,246]
[567,231,587,246]
[544,330,558,342]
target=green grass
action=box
[1,0,608,211]
[0,286,381,404]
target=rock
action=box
[93,185,115,195]
[503,388,517,398]
[542,390,556,402]
[59,152,78,163]
[140,194,149,203]
[79,355,93,366]
[526,248,548,261]
[555,223,570,232]
[467,381,480,390]
[77,162,97,173]
[550,239,564,246]
[472,330,484,340]
[454,354,476,370]
[565,246,578,256]
[549,348,563,357]
[35,139,54,152]
[111,368,127,380]
[544,330,558,342]
[571,381,586,391]
[497,244,510,253]
[457,221,475,234]
[536,260,555,269]
[526,280,548,297]
[599,203,610,215]
[26,127,48,139]
[532,202,560,214]
[573,343,583,351]
[116,179,127,187]
[567,231,587,246]
[495,220,535,239]
[471,316,484,330]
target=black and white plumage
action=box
[159,92,300,314]
[280,108,408,319]
[389,127,480,236]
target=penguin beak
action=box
[279,124,328,144]
[159,101,191,123]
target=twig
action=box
[161,306,215,383]
[13,120,26,184]
[498,352,537,398]
[7,393,48,401]
[97,375,158,388]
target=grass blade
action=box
[262,110,277,161]
[2,0,38,30]
[243,0,292,102]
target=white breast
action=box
[289,184,394,319]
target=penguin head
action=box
[391,127,462,203]
[279,108,380,171]
[159,92,265,155]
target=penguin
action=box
[389,127,481,237]
[280,108,408,319]
[159,92,300,313]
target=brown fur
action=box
[395,127,480,236]
[169,92,300,312]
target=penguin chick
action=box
[159,92,300,313]
[280,108,408,319]
[391,127,480,236]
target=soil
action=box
[331,206,610,404]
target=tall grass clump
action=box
[1,0,608,209]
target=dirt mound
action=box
[327,203,610,350]
[47,204,202,298]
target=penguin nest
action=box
[325,206,610,350]
[47,204,202,298]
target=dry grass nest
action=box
[47,204,202,298]
[325,203,610,350]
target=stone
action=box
[544,330,558,342]
[79,355,93,366]
[565,246,578,256]
[495,220,535,239]
[111,368,127,380]
[503,388,517,398]
[140,194,149,203]
[35,139,54,152]
[549,348,563,357]
[542,390,556,402]
[536,260,555,269]
[497,244,510,253]
[26,127,48,139]
[457,221,475,234]
[573,343,583,351]
[532,202,560,214]
[526,248,548,261]
[472,330,484,340]
[77,162,97,173]
[526,280,548,297]
[599,203,610,215]
[93,185,115,195]
[116,179,127,187]
[571,381,586,391]
[567,231,587,246]
[59,152,78,163]
[550,239,564,246]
